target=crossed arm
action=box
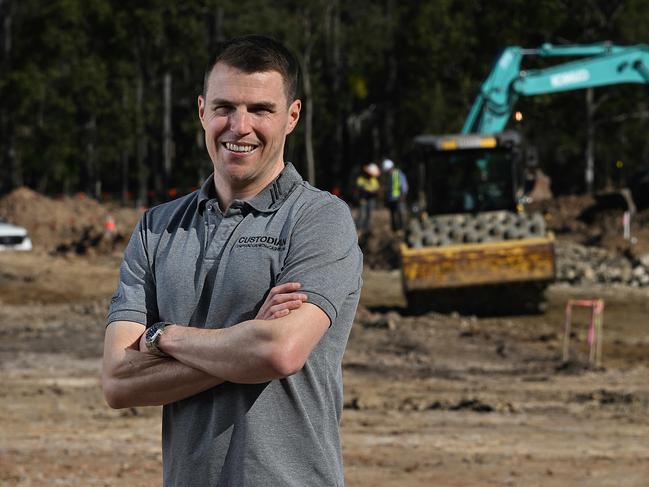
[102,283,330,409]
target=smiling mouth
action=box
[223,142,258,153]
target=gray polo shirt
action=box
[108,163,362,487]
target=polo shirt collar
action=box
[197,162,303,214]
[197,175,216,214]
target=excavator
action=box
[401,42,649,313]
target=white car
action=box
[0,218,33,251]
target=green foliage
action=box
[1,0,648,199]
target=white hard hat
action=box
[382,159,394,171]
[364,163,381,177]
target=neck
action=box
[213,162,285,211]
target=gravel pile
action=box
[556,241,649,287]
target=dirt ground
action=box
[1,247,648,486]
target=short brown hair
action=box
[203,35,300,103]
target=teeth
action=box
[225,142,255,153]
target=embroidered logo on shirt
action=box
[236,235,286,251]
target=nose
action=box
[229,108,252,135]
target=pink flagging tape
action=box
[563,299,605,368]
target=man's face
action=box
[198,62,301,193]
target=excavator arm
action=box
[462,43,649,134]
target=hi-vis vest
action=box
[356,175,380,195]
[389,170,402,199]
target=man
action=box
[354,162,381,232]
[381,158,408,231]
[102,35,363,486]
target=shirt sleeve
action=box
[277,195,363,325]
[401,171,409,194]
[106,212,159,327]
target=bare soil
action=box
[1,249,648,486]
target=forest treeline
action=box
[1,0,649,204]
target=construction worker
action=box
[382,158,408,231]
[354,162,381,232]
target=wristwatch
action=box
[145,321,169,356]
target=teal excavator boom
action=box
[462,42,649,134]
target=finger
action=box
[257,284,304,320]
[269,308,291,320]
[263,300,302,320]
[256,301,274,320]
[268,299,304,315]
[283,299,305,309]
[263,284,302,312]
[268,292,307,306]
[268,282,301,298]
[260,287,295,314]
[255,304,268,319]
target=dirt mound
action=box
[533,194,649,256]
[0,187,140,254]
[358,209,401,270]
[530,194,594,239]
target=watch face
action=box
[146,322,165,344]
[145,326,158,343]
[144,323,168,356]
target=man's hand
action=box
[136,282,306,353]
[255,282,307,320]
[144,282,319,384]
[103,321,223,408]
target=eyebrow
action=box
[210,98,233,108]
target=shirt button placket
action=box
[205,202,222,260]
[206,204,244,261]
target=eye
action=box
[249,108,270,116]
[249,104,275,115]
[213,105,233,115]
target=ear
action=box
[198,95,206,127]
[285,99,301,135]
